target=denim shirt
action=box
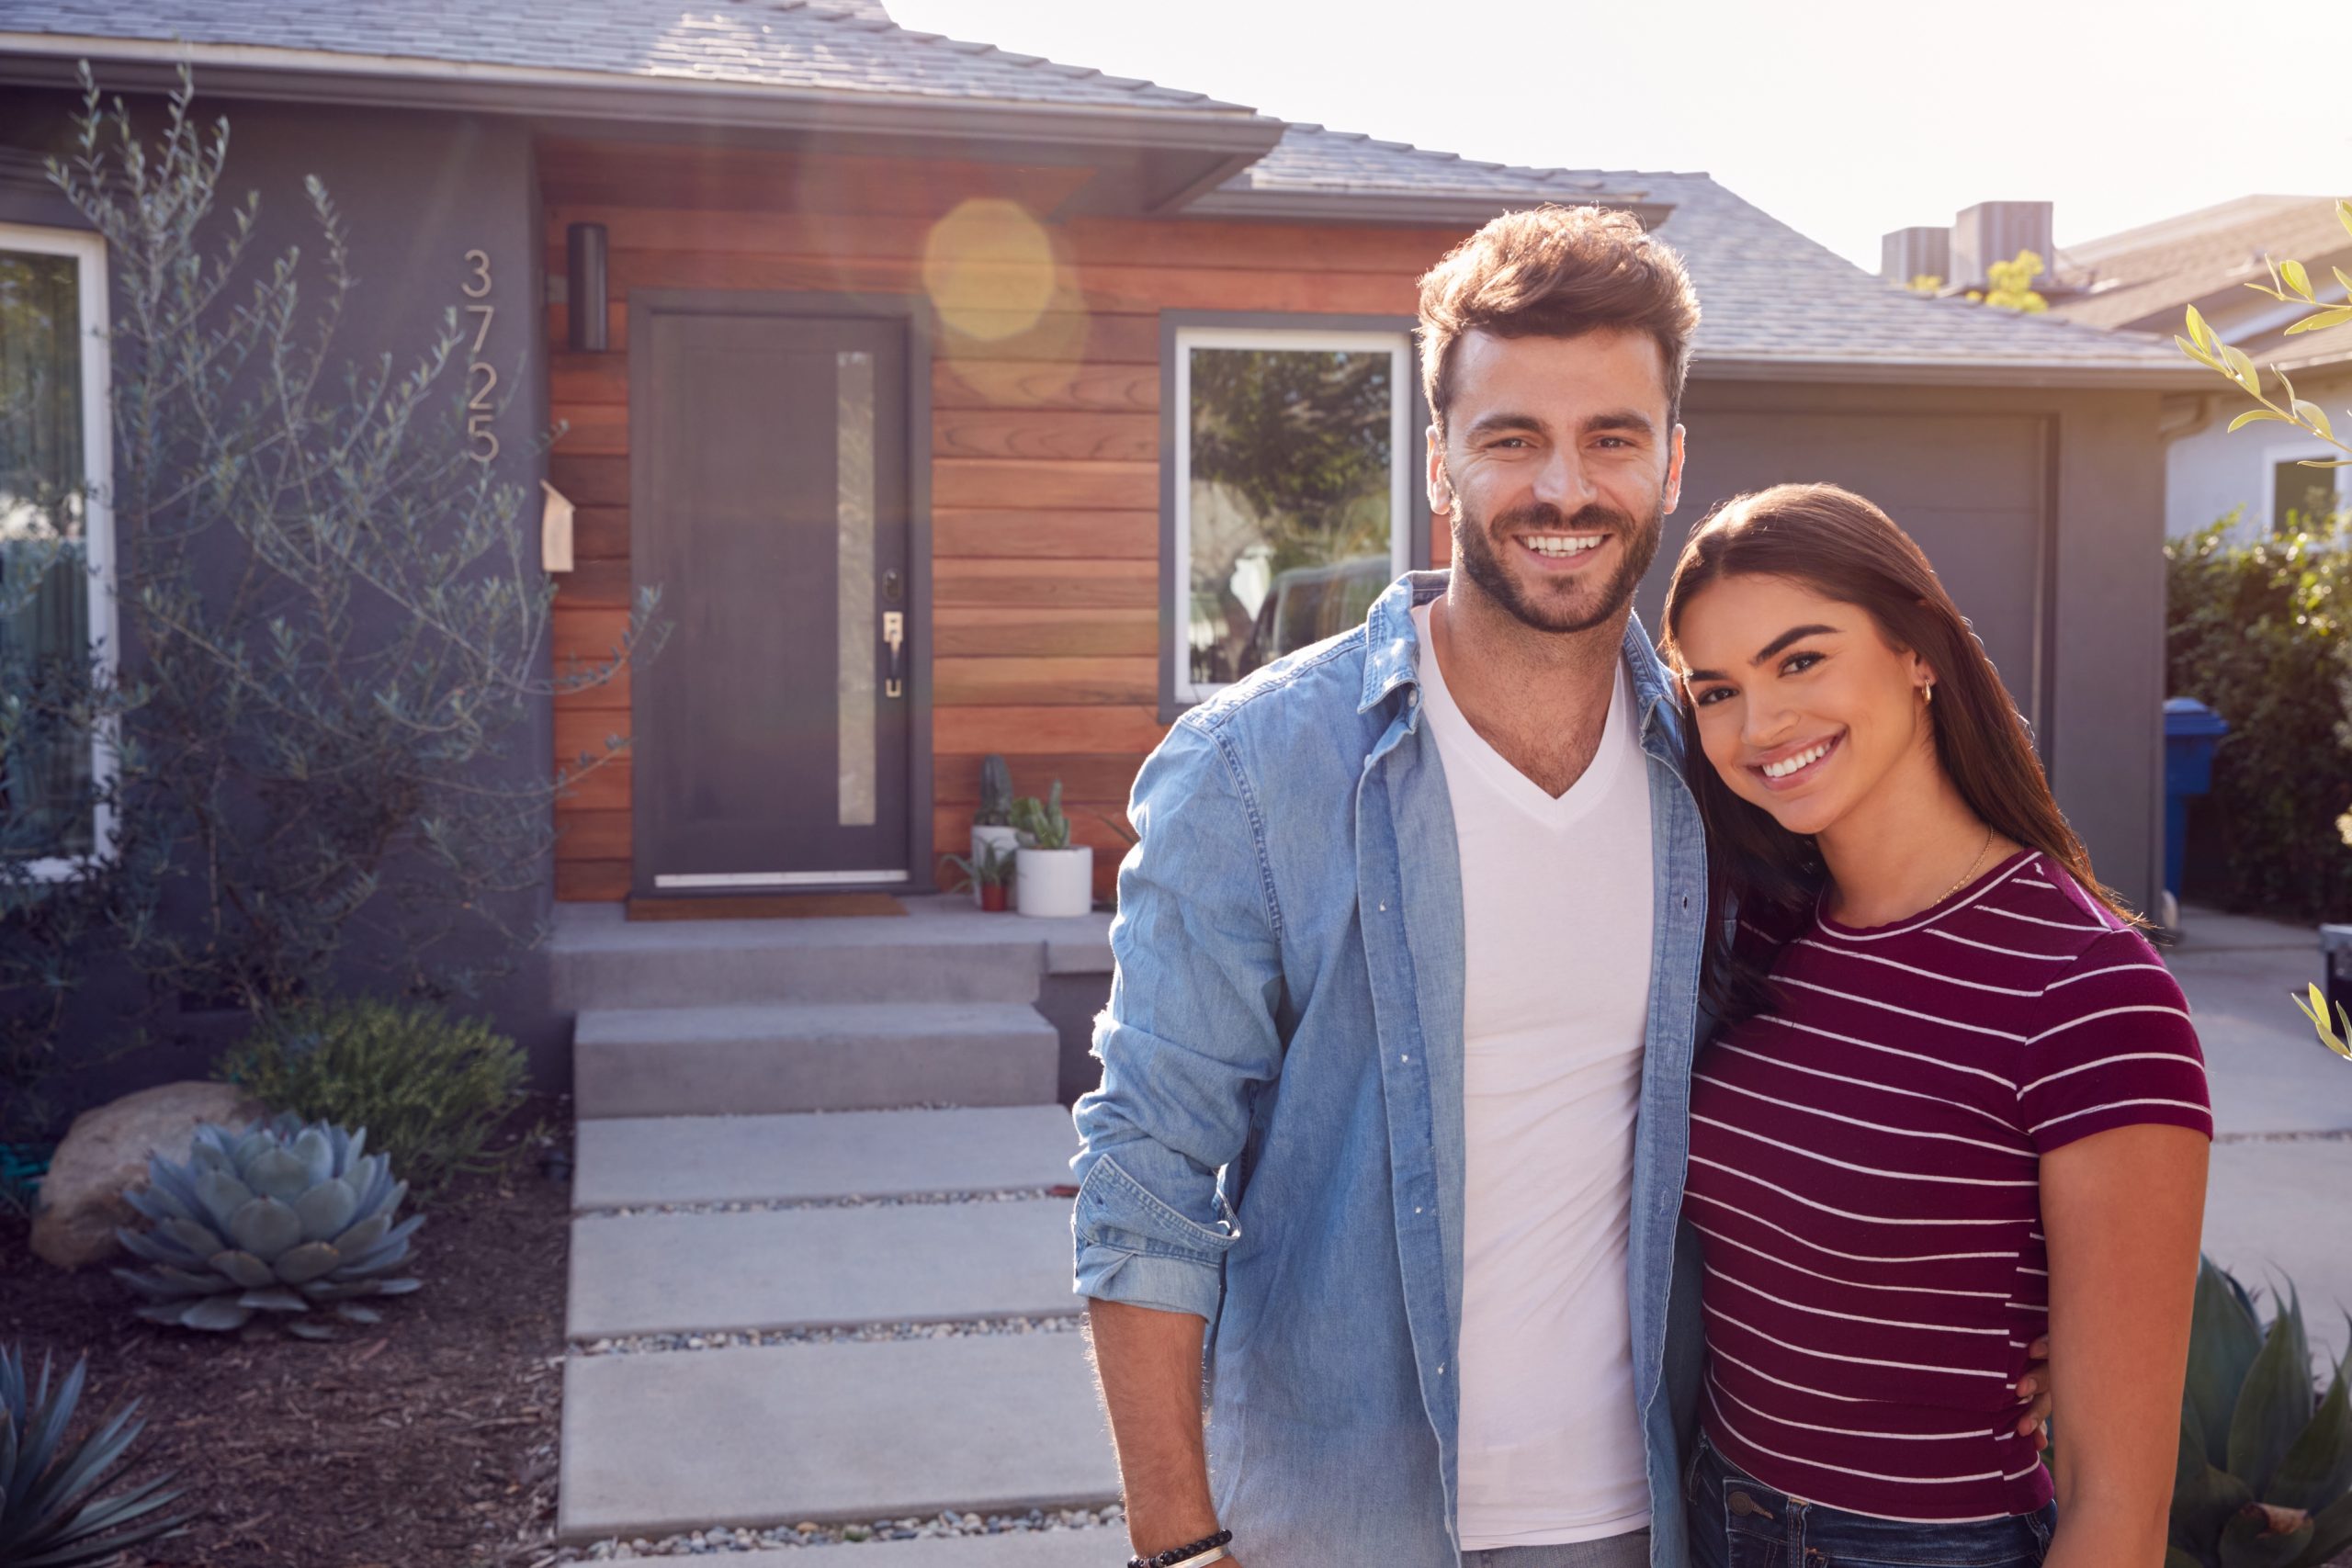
[1071,570,1712,1568]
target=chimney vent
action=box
[1951,201,2053,291]
[1881,227,1951,287]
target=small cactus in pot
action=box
[114,1113,422,1339]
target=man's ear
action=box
[1426,423,1451,516]
[1663,423,1687,515]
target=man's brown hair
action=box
[1417,204,1700,432]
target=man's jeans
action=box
[1467,1533,1653,1568]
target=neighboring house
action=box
[0,0,2202,1072]
[2048,195,2352,539]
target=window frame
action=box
[1159,311,1432,718]
[2260,434,2347,535]
[1,220,118,880]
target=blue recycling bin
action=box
[2162,697,2229,903]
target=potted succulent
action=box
[1011,781,1093,919]
[969,754,1019,908]
[940,840,1015,913]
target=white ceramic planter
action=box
[969,825,1020,908]
[1016,845,1094,919]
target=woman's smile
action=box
[1749,728,1845,791]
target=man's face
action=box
[1427,327,1685,635]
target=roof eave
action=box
[0,31,1287,161]
[1690,354,2211,389]
[1181,186,1671,231]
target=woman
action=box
[1659,483,2211,1567]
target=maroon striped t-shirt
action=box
[1682,851,2212,1522]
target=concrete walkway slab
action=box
[557,1335,1118,1541]
[658,1530,1119,1566]
[569,1198,1079,1338]
[573,1106,1079,1210]
[2170,907,2349,1137]
[574,1002,1058,1117]
[2203,1136,2352,1367]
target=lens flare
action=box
[922,197,1063,346]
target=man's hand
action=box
[2015,1333,2053,1450]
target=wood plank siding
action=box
[541,138,1467,899]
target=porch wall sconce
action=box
[567,221,608,353]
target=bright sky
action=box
[888,0,2347,274]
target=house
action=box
[2046,195,2352,539]
[0,0,2203,1081]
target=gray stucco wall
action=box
[1638,378,2169,917]
[0,88,560,1096]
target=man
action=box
[1069,207,2031,1568]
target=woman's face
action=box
[1672,572,1933,840]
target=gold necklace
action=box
[1939,824,1996,905]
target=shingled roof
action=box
[2049,195,2352,376]
[0,2,2196,380]
[0,0,1257,117]
[1234,127,2190,379]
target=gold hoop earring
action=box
[1920,683,1935,705]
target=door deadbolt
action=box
[882,610,905,699]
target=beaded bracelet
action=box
[1127,1528,1234,1568]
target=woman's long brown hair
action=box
[1660,482,2139,1021]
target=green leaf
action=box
[2291,402,2336,444]
[2283,309,2352,335]
[2267,1367,2352,1511]
[2283,260,2313,301]
[175,1295,251,1332]
[2336,198,2352,244]
[2230,1290,2314,1497]
[2231,410,2295,432]
[2223,346,2264,393]
[2180,1439,2261,1553]
[2222,1504,2314,1568]
[2192,1260,2268,1468]
[2189,304,2216,352]
[2291,1489,2352,1566]
[2332,265,2352,298]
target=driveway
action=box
[2170,906,2352,1364]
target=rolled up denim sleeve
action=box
[1070,718,1284,1324]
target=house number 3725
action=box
[463,248,498,463]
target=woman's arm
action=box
[2040,1122,2211,1568]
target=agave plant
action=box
[2169,1258,2352,1568]
[0,1343,190,1566]
[114,1113,423,1338]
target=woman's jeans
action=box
[1684,1432,2056,1567]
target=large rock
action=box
[29,1081,267,1269]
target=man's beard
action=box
[1451,491,1665,635]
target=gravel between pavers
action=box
[559,1505,1125,1560]
[580,1188,1065,1218]
[574,1314,1085,1356]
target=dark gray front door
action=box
[634,309,911,893]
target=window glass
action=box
[1182,335,1406,697]
[2272,457,2336,534]
[0,246,93,859]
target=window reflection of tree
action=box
[1188,347,1392,688]
[0,251,93,855]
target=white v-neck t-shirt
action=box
[1412,602,1656,1549]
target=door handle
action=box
[883,610,905,699]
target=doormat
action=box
[625,893,910,921]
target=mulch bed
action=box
[0,1100,572,1568]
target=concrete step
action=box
[574,1003,1059,1118]
[569,1198,1079,1339]
[572,1106,1079,1210]
[555,935,1044,1010]
[642,1531,1120,1566]
[557,1335,1118,1542]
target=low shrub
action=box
[2169,1258,2352,1566]
[0,1342,191,1564]
[213,998,526,1199]
[2165,514,2352,920]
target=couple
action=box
[1070,205,2213,1568]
